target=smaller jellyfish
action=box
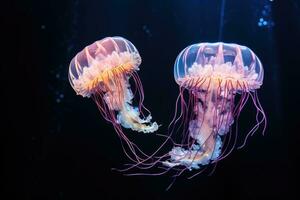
[68,36,158,162]
[163,42,267,172]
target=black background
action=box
[3,0,297,199]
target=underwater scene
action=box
[4,0,296,199]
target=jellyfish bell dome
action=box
[68,36,142,97]
[174,42,264,92]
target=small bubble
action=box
[59,94,64,98]
[142,25,152,37]
[41,25,46,29]
[270,21,275,26]
[56,98,61,103]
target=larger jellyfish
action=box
[68,36,158,162]
[163,42,267,171]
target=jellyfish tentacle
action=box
[162,79,223,169]
[99,68,158,134]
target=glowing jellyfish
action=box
[163,42,267,172]
[68,36,158,161]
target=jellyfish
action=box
[68,36,158,162]
[162,42,267,171]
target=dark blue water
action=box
[4,0,297,199]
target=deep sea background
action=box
[3,0,298,199]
